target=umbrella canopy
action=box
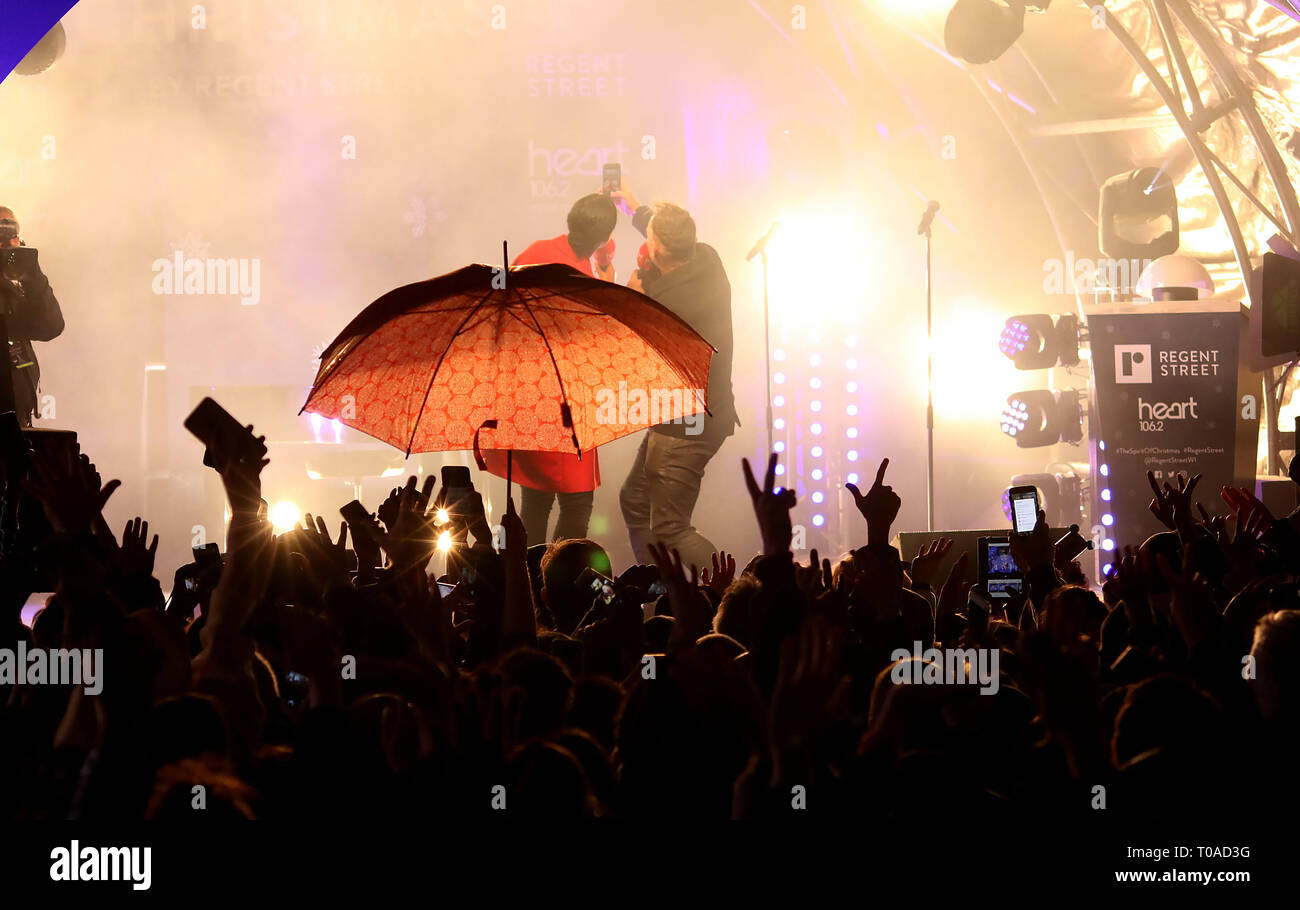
[302,263,715,456]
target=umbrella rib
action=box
[516,289,583,455]
[402,285,497,457]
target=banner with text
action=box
[1087,299,1261,551]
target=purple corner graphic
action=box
[0,0,80,81]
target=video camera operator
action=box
[0,206,65,426]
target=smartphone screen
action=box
[1010,487,1039,535]
[602,162,621,194]
[981,539,1024,600]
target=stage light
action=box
[1101,489,1111,501]
[1100,167,1180,262]
[774,441,785,453]
[810,401,822,412]
[270,500,301,534]
[774,372,786,384]
[999,314,1080,369]
[1102,514,1114,526]
[847,450,859,461]
[437,530,453,553]
[811,446,823,457]
[774,418,786,430]
[812,491,825,503]
[436,508,450,524]
[1102,539,1115,551]
[810,377,822,389]
[847,472,860,485]
[845,358,858,370]
[846,381,858,393]
[846,427,858,438]
[944,0,1038,64]
[811,468,823,480]
[812,514,826,527]
[1000,390,1084,448]
[1000,392,1053,447]
[774,395,785,406]
[15,22,66,75]
[811,423,823,435]
[776,464,787,476]
[847,404,858,416]
[774,349,786,361]
[810,354,822,366]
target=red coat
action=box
[479,235,602,493]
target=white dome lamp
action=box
[1135,254,1216,301]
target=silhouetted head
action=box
[540,538,613,634]
[1251,609,1300,723]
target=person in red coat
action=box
[480,193,618,544]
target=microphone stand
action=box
[918,202,939,532]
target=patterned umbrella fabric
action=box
[301,262,714,456]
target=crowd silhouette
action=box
[1,424,1296,829]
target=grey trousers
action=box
[619,431,725,574]
[519,486,594,544]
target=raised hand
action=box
[1146,471,1176,531]
[701,550,736,596]
[846,458,901,546]
[378,475,438,573]
[297,513,351,586]
[23,446,121,536]
[936,551,970,619]
[742,452,798,557]
[909,536,953,589]
[215,425,269,516]
[794,548,832,597]
[1221,486,1275,539]
[647,540,711,648]
[1158,472,1202,534]
[1009,508,1054,573]
[117,517,159,579]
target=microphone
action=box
[917,201,940,236]
[746,221,780,261]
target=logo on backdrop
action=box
[1115,344,1152,384]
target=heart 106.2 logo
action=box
[1115,344,1152,384]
